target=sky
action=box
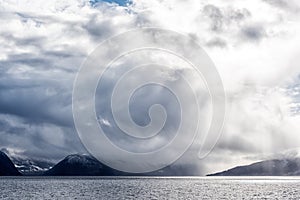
[0,0,300,175]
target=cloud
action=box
[202,4,251,33]
[241,25,266,41]
[0,0,299,175]
[205,37,227,48]
[202,4,224,32]
[0,114,85,161]
[263,0,300,13]
[0,0,135,162]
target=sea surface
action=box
[0,176,299,199]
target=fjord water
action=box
[0,177,299,199]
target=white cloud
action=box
[0,0,299,174]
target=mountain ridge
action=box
[207,158,300,176]
[43,154,199,176]
[44,154,125,176]
[0,151,22,176]
[2,150,300,176]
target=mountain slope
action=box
[207,158,300,176]
[11,157,54,175]
[44,154,199,176]
[44,154,123,176]
[0,151,22,176]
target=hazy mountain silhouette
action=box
[2,150,300,176]
[43,154,199,176]
[207,158,300,176]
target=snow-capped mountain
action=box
[1,147,54,175]
[11,156,54,175]
[44,154,121,176]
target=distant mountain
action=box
[44,154,199,176]
[207,158,300,176]
[44,154,124,176]
[0,151,22,176]
[11,157,54,175]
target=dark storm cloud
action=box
[0,0,137,162]
[0,50,80,128]
[0,118,85,161]
[0,85,72,127]
[0,36,86,160]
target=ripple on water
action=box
[0,177,299,200]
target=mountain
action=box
[44,154,124,176]
[207,158,300,176]
[11,157,54,175]
[44,154,199,176]
[0,151,22,176]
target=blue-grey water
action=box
[0,177,299,199]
